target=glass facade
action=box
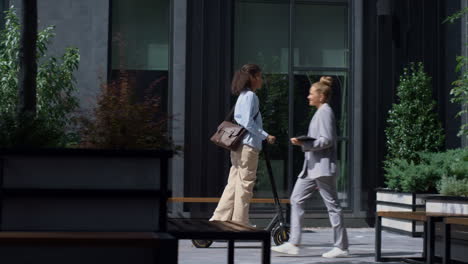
[234,1,291,213]
[234,0,350,213]
[110,0,170,109]
[294,3,348,68]
[293,71,349,209]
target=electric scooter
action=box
[191,142,290,248]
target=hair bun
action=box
[320,76,333,87]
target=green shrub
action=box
[419,148,468,178]
[437,176,468,197]
[0,7,80,148]
[385,62,445,163]
[79,71,173,150]
[384,62,445,191]
[384,158,441,193]
[384,148,468,193]
[445,8,468,139]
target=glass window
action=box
[110,0,169,109]
[294,3,348,68]
[235,1,290,215]
[234,0,289,74]
[293,71,349,209]
[112,0,169,71]
[234,0,350,213]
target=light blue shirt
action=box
[234,90,269,151]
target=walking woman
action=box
[271,76,349,258]
[209,63,276,225]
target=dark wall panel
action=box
[443,0,462,148]
[185,0,462,220]
[185,0,233,217]
[362,0,461,221]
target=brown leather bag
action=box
[210,106,258,151]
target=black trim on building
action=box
[362,0,462,222]
[107,0,112,82]
[185,0,234,217]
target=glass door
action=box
[292,2,350,210]
[234,0,350,212]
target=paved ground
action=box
[178,228,423,264]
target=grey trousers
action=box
[289,175,349,250]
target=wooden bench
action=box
[375,211,461,264]
[168,197,290,204]
[443,217,468,264]
[0,231,177,263]
[168,218,270,264]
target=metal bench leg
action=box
[443,223,451,264]
[427,217,435,264]
[262,238,271,264]
[375,215,382,262]
[228,240,234,264]
[423,221,427,259]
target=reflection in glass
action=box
[293,72,349,209]
[234,0,351,213]
[294,3,348,68]
[111,0,169,109]
[112,0,169,71]
[254,73,289,199]
[235,1,290,212]
[234,0,289,74]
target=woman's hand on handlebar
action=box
[267,135,276,144]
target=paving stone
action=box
[178,228,423,264]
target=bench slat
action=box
[445,217,468,226]
[377,211,468,221]
[215,221,256,232]
[167,219,267,236]
[377,211,428,221]
[0,232,172,247]
[168,197,290,204]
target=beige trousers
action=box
[210,144,259,225]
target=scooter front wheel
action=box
[272,226,290,246]
[191,239,213,248]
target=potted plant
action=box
[424,7,468,217]
[0,8,79,148]
[0,8,173,232]
[377,62,445,236]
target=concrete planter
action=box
[425,196,468,263]
[376,188,434,237]
[425,195,468,214]
[0,148,172,232]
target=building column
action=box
[462,0,468,147]
[169,0,187,216]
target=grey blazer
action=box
[297,103,337,179]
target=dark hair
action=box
[231,64,262,95]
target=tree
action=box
[385,62,445,163]
[444,8,468,140]
[0,7,80,148]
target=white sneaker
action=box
[247,222,257,228]
[271,242,300,255]
[321,247,349,258]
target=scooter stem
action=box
[262,142,286,225]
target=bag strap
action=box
[224,105,236,121]
[224,105,260,121]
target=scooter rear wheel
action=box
[191,239,213,248]
[272,226,290,246]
